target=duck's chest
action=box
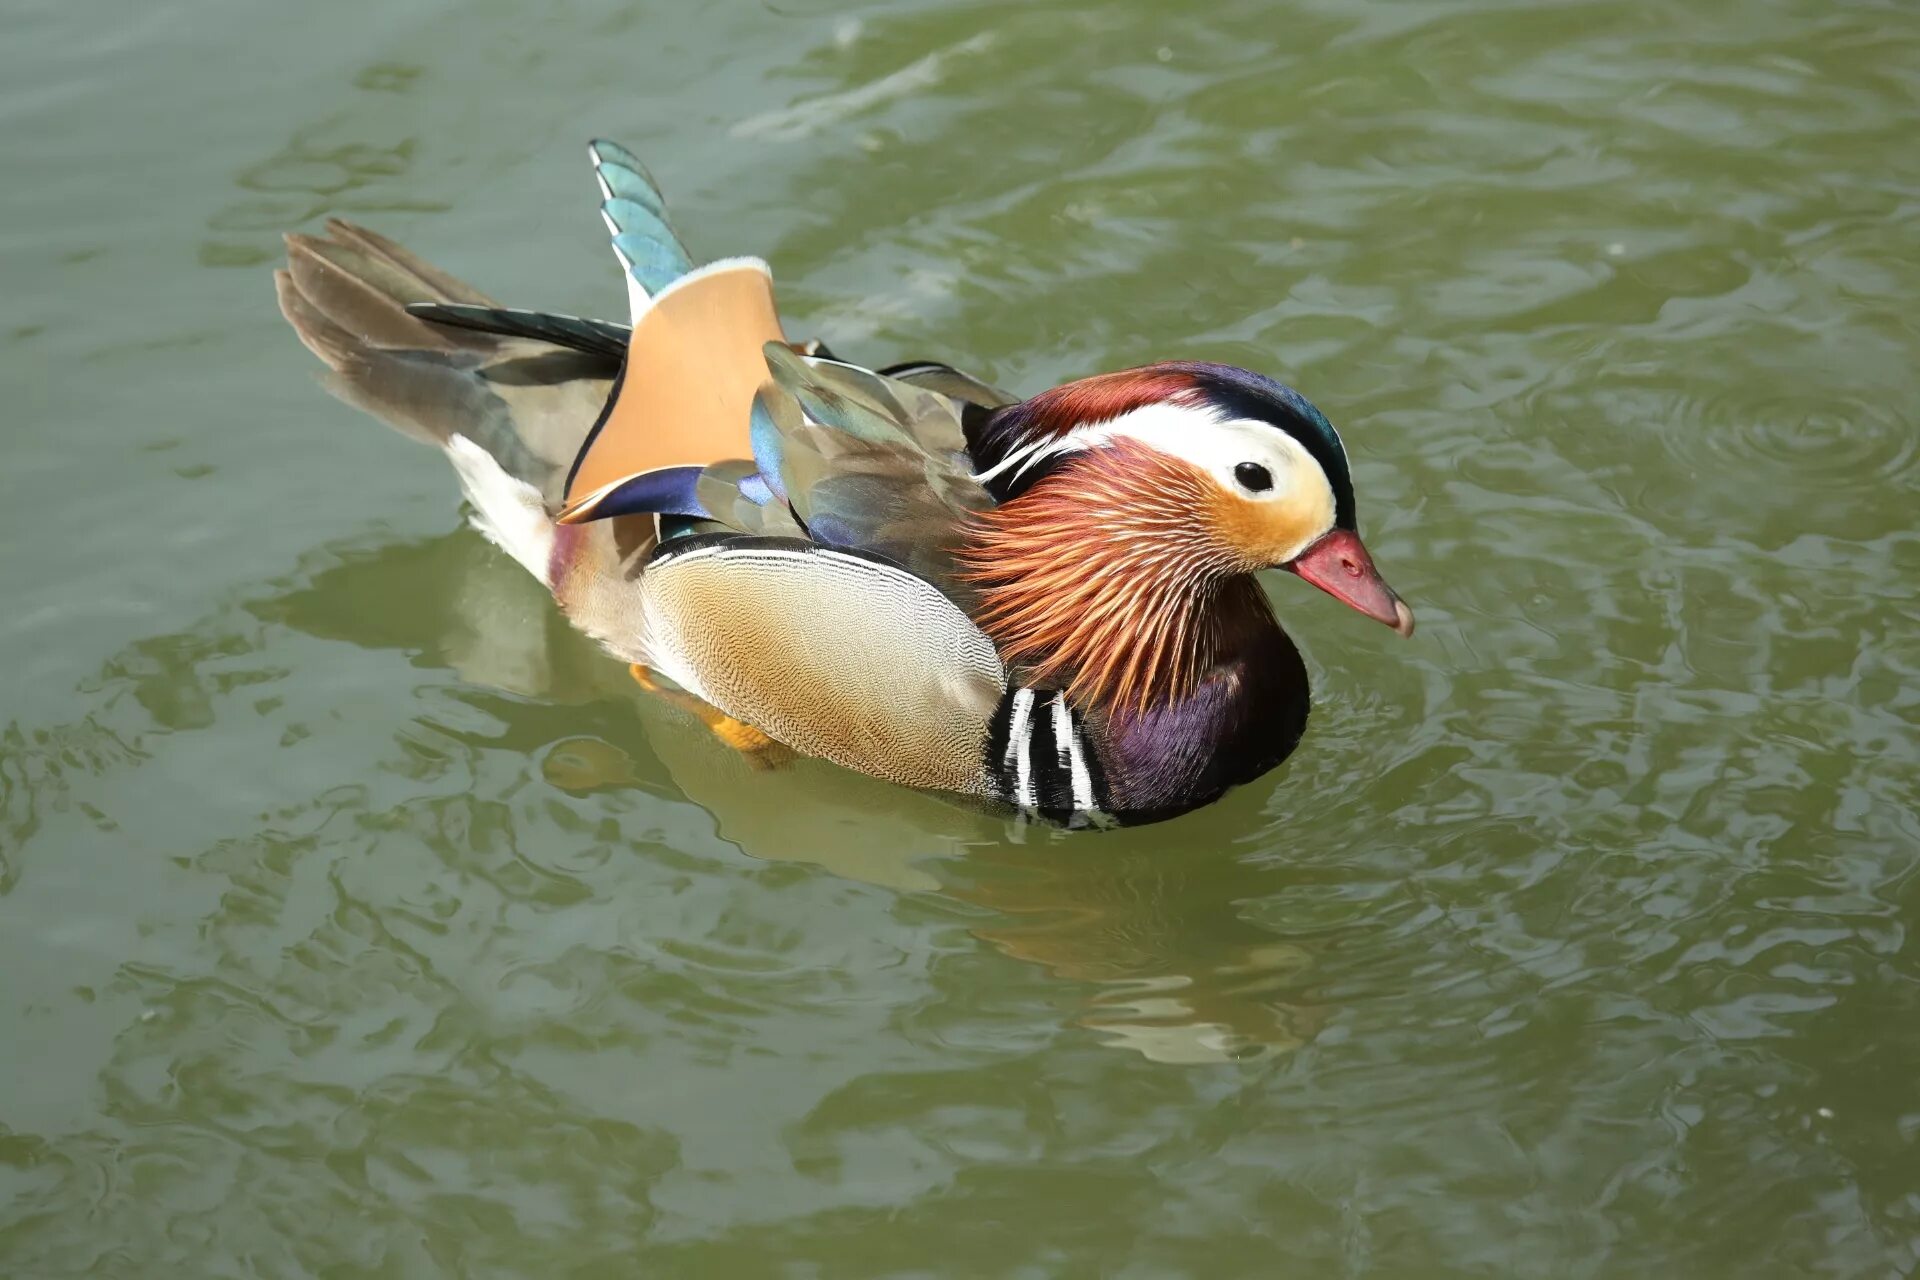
[985,609,1310,827]
[1094,630,1310,822]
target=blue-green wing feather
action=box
[695,458,806,539]
[590,139,694,298]
[590,140,668,214]
[759,344,994,601]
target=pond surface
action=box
[3,0,1918,1274]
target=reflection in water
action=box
[2,528,1331,1068]
[953,842,1324,1063]
[546,714,1327,1062]
[289,529,1331,1064]
[559,735,1326,1062]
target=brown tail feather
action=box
[281,222,490,359]
[320,219,496,308]
[273,265,363,374]
[274,220,620,504]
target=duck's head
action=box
[960,361,1411,709]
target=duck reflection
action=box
[268,530,1325,1063]
[946,839,1323,1063]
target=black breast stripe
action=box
[1026,693,1063,813]
[1034,696,1078,816]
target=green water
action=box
[4,0,1918,1273]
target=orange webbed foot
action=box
[629,664,796,769]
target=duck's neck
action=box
[959,456,1246,715]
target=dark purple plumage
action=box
[1093,578,1310,819]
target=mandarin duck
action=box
[275,139,1413,827]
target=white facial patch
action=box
[974,399,1340,561]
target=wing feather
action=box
[759,345,996,598]
[559,260,787,521]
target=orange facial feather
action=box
[1212,481,1334,567]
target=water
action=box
[3,0,1918,1274]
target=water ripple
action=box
[1655,388,1916,490]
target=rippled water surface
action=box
[4,0,1919,1274]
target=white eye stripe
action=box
[991,401,1328,499]
[969,401,1339,556]
[970,402,1223,485]
[1095,409,1314,489]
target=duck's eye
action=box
[1234,461,1274,494]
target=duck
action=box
[275,138,1413,828]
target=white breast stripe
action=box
[1050,695,1074,772]
[1007,688,1036,809]
[1061,708,1096,814]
